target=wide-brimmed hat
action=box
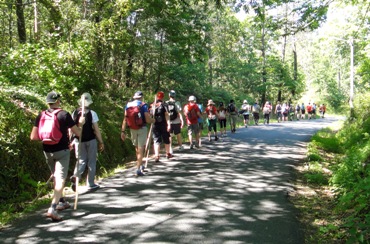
[46,91,61,104]
[78,92,93,107]
[133,91,143,99]
[207,99,215,106]
[188,95,196,102]
[243,100,248,104]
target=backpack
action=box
[126,104,144,129]
[154,101,166,123]
[276,105,282,112]
[252,104,260,113]
[72,108,95,142]
[166,101,178,121]
[228,103,236,113]
[38,109,63,145]
[187,105,198,120]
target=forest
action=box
[0,0,369,242]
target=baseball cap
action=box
[133,91,143,99]
[46,92,61,104]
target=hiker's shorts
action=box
[169,123,181,135]
[43,149,70,181]
[219,118,227,128]
[187,123,199,136]
[130,127,148,148]
[153,124,170,144]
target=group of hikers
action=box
[30,90,327,222]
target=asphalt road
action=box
[0,116,339,244]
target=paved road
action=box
[0,117,339,243]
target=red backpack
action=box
[38,109,63,145]
[126,104,144,129]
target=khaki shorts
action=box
[130,127,148,148]
[44,149,70,181]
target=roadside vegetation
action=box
[290,93,370,243]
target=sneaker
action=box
[155,156,160,162]
[46,207,63,222]
[215,136,218,141]
[178,145,184,150]
[166,153,173,159]
[88,184,100,191]
[190,144,194,149]
[141,165,148,172]
[136,170,145,176]
[195,144,200,148]
[56,201,70,211]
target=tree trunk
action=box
[16,0,26,43]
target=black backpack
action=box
[228,103,236,113]
[72,108,95,142]
[154,101,167,124]
[166,101,178,121]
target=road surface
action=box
[0,117,339,243]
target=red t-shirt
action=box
[306,105,312,112]
[184,103,200,125]
[206,105,217,119]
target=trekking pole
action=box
[31,174,53,204]
[74,94,85,210]
[144,95,157,168]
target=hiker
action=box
[227,99,238,133]
[205,99,219,141]
[70,93,104,192]
[252,101,260,125]
[166,90,184,154]
[295,103,301,120]
[30,91,84,221]
[240,100,251,128]
[275,101,282,123]
[300,102,306,119]
[262,101,272,125]
[121,91,155,176]
[183,95,202,149]
[218,102,227,136]
[151,91,172,162]
[306,102,313,119]
[319,104,326,118]
[312,103,317,119]
[282,103,289,121]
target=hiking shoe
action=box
[141,165,147,172]
[215,136,218,141]
[47,207,63,222]
[190,144,194,149]
[178,145,184,150]
[56,201,70,211]
[88,184,100,191]
[166,153,173,159]
[155,156,160,162]
[136,170,145,176]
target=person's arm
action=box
[179,112,184,128]
[165,111,171,132]
[93,122,104,152]
[121,110,127,141]
[30,126,40,141]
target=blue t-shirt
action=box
[125,100,149,125]
[197,104,203,123]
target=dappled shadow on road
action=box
[1,118,338,243]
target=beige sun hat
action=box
[243,100,248,104]
[78,92,93,107]
[207,99,215,106]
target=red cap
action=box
[156,91,164,100]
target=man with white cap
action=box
[70,92,104,191]
[166,90,184,153]
[240,100,251,128]
[121,91,155,176]
[183,95,202,149]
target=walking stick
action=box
[144,95,157,168]
[31,174,53,204]
[74,94,85,210]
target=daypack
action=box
[252,104,260,113]
[187,105,198,120]
[126,104,144,129]
[72,108,95,142]
[38,109,63,145]
[154,101,166,123]
[166,101,178,121]
[228,103,236,113]
[276,105,282,112]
